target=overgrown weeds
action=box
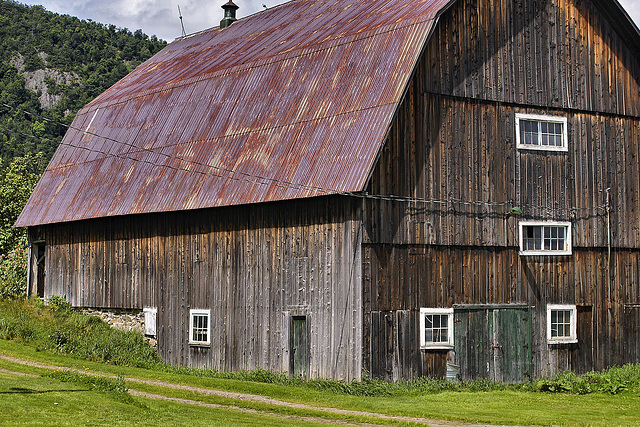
[0,297,162,369]
[534,365,640,395]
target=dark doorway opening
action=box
[29,242,46,298]
[289,316,309,379]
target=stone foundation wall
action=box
[82,308,157,348]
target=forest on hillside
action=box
[0,0,166,165]
[0,0,167,257]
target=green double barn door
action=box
[454,305,532,383]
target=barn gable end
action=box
[363,0,640,380]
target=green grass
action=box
[2,339,640,426]
[0,371,340,426]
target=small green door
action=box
[454,305,531,383]
[290,316,309,378]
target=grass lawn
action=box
[0,371,347,427]
[1,339,640,426]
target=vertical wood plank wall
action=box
[39,196,363,381]
[363,0,640,379]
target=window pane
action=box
[523,225,567,252]
[550,309,572,339]
[519,118,564,148]
[192,313,209,343]
[424,313,450,345]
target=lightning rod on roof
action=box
[178,5,186,37]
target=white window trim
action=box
[419,307,454,350]
[515,113,568,152]
[547,304,578,344]
[189,308,211,346]
[519,221,572,256]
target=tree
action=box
[0,152,45,254]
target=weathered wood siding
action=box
[425,0,640,114]
[37,196,363,381]
[363,0,640,379]
[363,245,640,378]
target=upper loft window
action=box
[516,113,568,151]
[519,221,572,256]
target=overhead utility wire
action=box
[1,102,328,194]
[0,104,608,213]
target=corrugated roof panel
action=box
[16,0,446,227]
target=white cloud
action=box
[22,0,287,41]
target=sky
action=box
[18,0,640,42]
[20,0,290,41]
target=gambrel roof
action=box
[16,0,452,226]
[15,0,640,226]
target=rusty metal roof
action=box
[16,0,454,227]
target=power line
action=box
[1,102,332,195]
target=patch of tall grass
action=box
[0,296,162,369]
[43,370,138,404]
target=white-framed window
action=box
[419,308,454,349]
[547,304,577,344]
[519,221,572,255]
[189,309,211,346]
[515,113,568,151]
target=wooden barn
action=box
[16,0,640,382]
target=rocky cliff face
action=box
[11,52,79,110]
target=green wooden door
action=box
[454,306,531,383]
[290,316,309,379]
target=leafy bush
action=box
[535,365,640,395]
[0,153,45,255]
[47,294,71,311]
[0,245,27,299]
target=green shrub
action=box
[0,245,27,299]
[534,365,640,395]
